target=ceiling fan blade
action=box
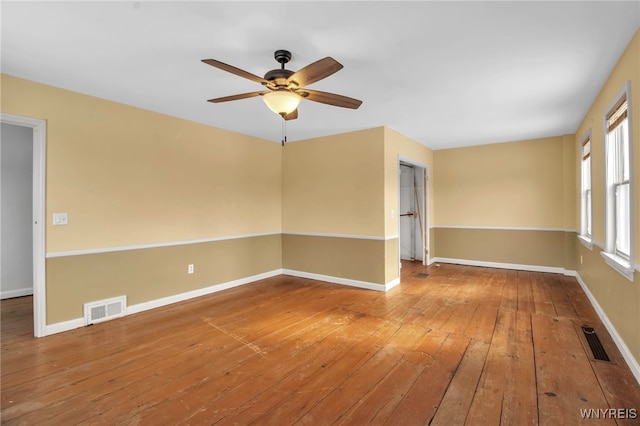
[301,89,362,109]
[284,109,298,121]
[202,59,268,84]
[207,91,267,103]
[287,57,343,87]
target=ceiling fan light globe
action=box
[263,91,302,116]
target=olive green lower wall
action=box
[385,238,400,285]
[45,234,282,324]
[46,232,398,325]
[282,234,388,286]
[577,243,640,369]
[564,231,579,271]
[432,227,575,270]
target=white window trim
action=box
[601,252,634,281]
[578,129,593,250]
[602,81,634,282]
[578,234,593,250]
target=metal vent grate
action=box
[90,305,106,321]
[84,296,127,326]
[107,301,123,316]
[582,325,610,362]
[415,273,429,278]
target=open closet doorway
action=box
[398,160,428,269]
[1,113,47,337]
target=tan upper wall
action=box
[433,135,569,229]
[1,75,282,253]
[562,134,577,231]
[282,127,385,237]
[573,29,639,264]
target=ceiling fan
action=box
[202,49,362,121]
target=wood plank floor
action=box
[2,262,640,425]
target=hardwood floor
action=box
[2,262,639,425]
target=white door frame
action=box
[397,155,429,278]
[1,113,47,337]
[399,163,417,260]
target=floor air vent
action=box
[415,273,429,278]
[581,325,610,362]
[84,296,127,325]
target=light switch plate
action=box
[53,213,68,225]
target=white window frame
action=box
[601,82,634,281]
[578,130,593,249]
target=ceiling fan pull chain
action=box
[281,117,286,146]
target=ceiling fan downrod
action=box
[274,49,291,69]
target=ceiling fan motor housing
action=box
[264,50,295,88]
[264,69,293,88]
[264,68,294,82]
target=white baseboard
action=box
[42,269,284,336]
[0,287,33,300]
[386,277,401,291]
[45,317,85,336]
[428,257,569,275]
[573,273,640,385]
[282,269,391,292]
[127,269,283,315]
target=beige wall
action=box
[281,126,433,286]
[46,235,281,323]
[281,128,388,284]
[573,29,640,365]
[282,127,385,237]
[1,75,282,253]
[562,134,577,231]
[577,243,640,364]
[1,75,283,323]
[434,136,568,229]
[432,135,575,270]
[282,234,385,285]
[433,228,567,268]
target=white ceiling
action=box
[2,1,639,149]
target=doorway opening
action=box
[0,113,46,337]
[398,160,428,273]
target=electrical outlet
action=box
[188,264,194,274]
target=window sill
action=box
[600,251,635,282]
[577,235,593,250]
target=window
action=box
[580,133,592,245]
[603,84,634,280]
